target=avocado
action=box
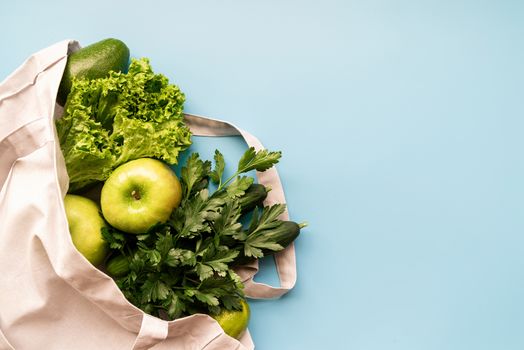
[57,38,130,105]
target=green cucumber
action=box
[268,221,303,251]
[239,184,269,214]
[106,254,130,277]
[57,38,130,105]
[233,220,306,266]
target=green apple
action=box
[212,299,250,339]
[100,158,182,234]
[64,194,108,265]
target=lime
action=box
[212,299,250,339]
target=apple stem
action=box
[131,189,141,200]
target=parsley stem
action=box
[217,171,240,192]
[184,276,200,285]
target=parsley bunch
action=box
[103,147,292,319]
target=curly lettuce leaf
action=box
[56,58,191,191]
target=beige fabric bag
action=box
[0,40,297,349]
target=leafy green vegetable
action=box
[56,58,192,191]
[237,147,282,174]
[216,147,281,192]
[101,226,127,251]
[209,149,225,187]
[102,148,301,319]
[243,205,287,258]
[180,153,211,201]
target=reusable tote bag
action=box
[0,40,297,349]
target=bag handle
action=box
[184,114,297,299]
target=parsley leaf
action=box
[166,292,187,319]
[212,200,243,239]
[165,248,196,267]
[101,226,127,251]
[243,204,287,258]
[237,147,282,173]
[180,153,211,200]
[226,176,254,199]
[198,272,244,313]
[250,204,286,234]
[141,278,170,303]
[209,149,225,186]
[216,147,281,192]
[195,245,239,281]
[172,189,224,239]
[186,288,220,307]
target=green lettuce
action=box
[56,58,192,191]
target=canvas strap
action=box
[184,114,297,298]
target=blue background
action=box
[1,1,523,349]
